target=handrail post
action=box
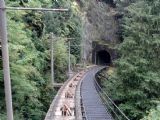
[0,0,14,120]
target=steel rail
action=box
[93,68,130,120]
[94,79,121,120]
[45,65,95,120]
[82,105,88,120]
[80,66,112,120]
[80,85,88,120]
[78,67,96,120]
[78,66,97,120]
[93,67,114,120]
[75,71,87,120]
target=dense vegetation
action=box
[0,0,81,119]
[102,0,160,120]
[1,0,160,120]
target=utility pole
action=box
[65,38,75,78]
[68,39,71,78]
[0,0,13,120]
[51,33,54,86]
[81,13,86,68]
[68,40,71,77]
[0,0,68,119]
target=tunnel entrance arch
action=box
[92,41,117,66]
[95,50,111,65]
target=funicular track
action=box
[45,66,129,120]
[45,66,112,120]
[80,66,113,120]
[45,66,93,120]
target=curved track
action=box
[45,69,88,120]
[81,66,112,120]
[45,66,112,120]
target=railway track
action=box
[80,66,113,120]
[45,66,93,120]
[45,66,118,120]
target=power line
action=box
[0,0,69,120]
[0,7,68,11]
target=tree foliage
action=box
[0,0,81,119]
[102,0,160,120]
[44,0,82,61]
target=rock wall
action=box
[80,0,120,64]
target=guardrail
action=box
[93,67,130,120]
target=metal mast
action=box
[51,33,54,86]
[0,0,68,119]
[0,0,13,120]
[68,40,71,76]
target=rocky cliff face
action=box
[80,0,120,64]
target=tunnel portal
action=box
[96,50,111,65]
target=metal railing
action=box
[94,71,130,120]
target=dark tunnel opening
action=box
[101,0,116,8]
[96,50,111,65]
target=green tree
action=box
[0,0,82,119]
[141,104,160,120]
[44,0,82,61]
[103,0,160,119]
